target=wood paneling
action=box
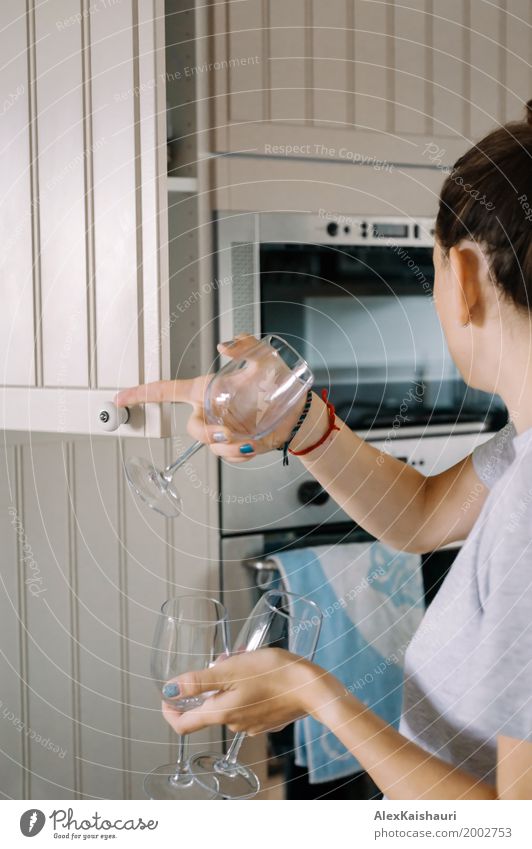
[504,0,532,123]
[0,4,36,387]
[35,0,89,388]
[72,439,125,799]
[0,446,24,798]
[393,0,428,136]
[21,440,76,797]
[90,0,140,389]
[469,0,505,139]
[353,0,391,133]
[0,429,221,799]
[212,0,530,160]
[431,0,468,139]
[227,0,267,123]
[312,0,349,128]
[269,0,307,123]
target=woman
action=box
[117,105,532,799]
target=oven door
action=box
[220,526,460,799]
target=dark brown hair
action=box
[435,101,532,309]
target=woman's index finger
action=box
[115,378,196,408]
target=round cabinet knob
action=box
[97,402,130,432]
[297,480,330,507]
[326,221,339,236]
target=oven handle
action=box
[243,556,279,590]
[243,556,277,572]
[244,540,463,575]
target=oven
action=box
[214,210,505,798]
[216,211,505,435]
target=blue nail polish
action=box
[162,683,180,698]
[239,444,254,455]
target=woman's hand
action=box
[161,648,336,736]
[115,335,303,463]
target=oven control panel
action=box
[259,212,435,247]
[219,429,493,535]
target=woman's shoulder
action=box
[472,421,517,489]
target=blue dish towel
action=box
[270,541,424,784]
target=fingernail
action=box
[213,432,228,443]
[239,444,254,455]
[162,683,180,698]
[219,340,234,348]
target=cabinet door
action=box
[210,1,532,166]
[0,0,171,437]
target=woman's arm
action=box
[263,388,489,553]
[306,672,496,800]
[497,737,532,799]
[116,337,489,553]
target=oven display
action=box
[373,222,409,238]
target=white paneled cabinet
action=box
[0,0,172,437]
[0,422,221,800]
[210,0,532,164]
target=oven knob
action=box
[297,481,330,506]
[326,221,338,236]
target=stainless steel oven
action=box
[214,210,504,798]
[216,211,505,435]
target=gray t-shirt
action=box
[399,421,532,785]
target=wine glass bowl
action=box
[124,335,314,518]
[125,456,182,518]
[144,595,229,800]
[188,590,322,800]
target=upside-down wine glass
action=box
[188,589,322,800]
[144,595,229,800]
[125,335,314,517]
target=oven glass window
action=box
[260,243,506,430]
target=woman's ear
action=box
[448,241,490,327]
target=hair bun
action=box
[526,99,532,126]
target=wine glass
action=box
[125,335,314,517]
[188,589,322,800]
[144,595,229,800]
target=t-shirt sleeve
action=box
[472,422,516,489]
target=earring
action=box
[462,317,470,327]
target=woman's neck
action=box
[495,322,532,434]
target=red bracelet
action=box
[288,389,340,457]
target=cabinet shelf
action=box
[167,176,198,193]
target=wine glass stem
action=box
[170,735,193,786]
[163,440,204,480]
[220,731,246,772]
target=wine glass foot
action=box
[144,763,220,800]
[189,752,260,800]
[125,456,182,518]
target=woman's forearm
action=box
[289,392,430,552]
[305,674,496,800]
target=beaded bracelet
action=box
[288,388,340,458]
[277,389,313,466]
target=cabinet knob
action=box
[97,402,130,432]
